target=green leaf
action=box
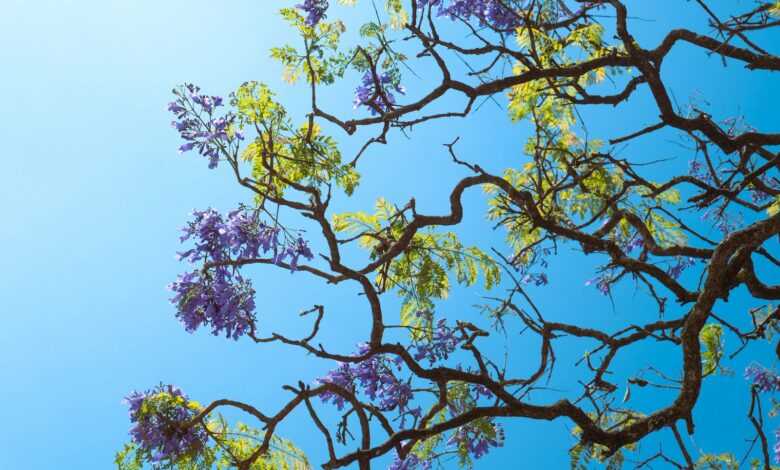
[694,452,739,470]
[768,196,780,216]
[700,323,724,376]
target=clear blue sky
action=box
[1,1,777,468]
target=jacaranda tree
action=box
[118,1,780,468]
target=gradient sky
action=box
[1,1,778,468]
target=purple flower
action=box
[274,237,315,271]
[446,421,505,459]
[169,269,256,340]
[318,363,356,410]
[667,257,695,279]
[318,343,414,415]
[167,102,187,117]
[585,274,611,295]
[702,207,743,235]
[775,428,780,464]
[169,84,241,169]
[473,384,493,399]
[171,207,314,338]
[411,319,463,364]
[388,452,432,470]
[688,159,713,185]
[624,235,644,253]
[190,93,223,114]
[422,0,522,30]
[521,272,548,286]
[748,175,779,203]
[178,208,264,263]
[745,364,780,392]
[296,0,329,26]
[353,71,405,115]
[178,142,196,154]
[124,384,207,463]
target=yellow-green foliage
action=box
[499,12,689,263]
[233,81,359,204]
[272,9,346,85]
[770,1,780,17]
[569,412,640,470]
[695,452,739,470]
[385,0,408,29]
[700,323,724,376]
[206,419,310,470]
[768,196,780,216]
[333,199,500,338]
[116,419,310,470]
[510,21,611,127]
[485,124,685,267]
[408,407,448,463]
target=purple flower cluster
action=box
[473,384,494,400]
[418,0,522,30]
[169,208,314,339]
[318,342,503,465]
[317,362,355,410]
[775,428,780,464]
[354,71,406,115]
[318,344,416,415]
[411,319,464,364]
[748,175,780,203]
[688,159,714,185]
[296,0,329,26]
[745,364,780,392]
[169,270,256,340]
[622,235,644,253]
[747,364,780,464]
[169,84,242,169]
[388,452,432,470]
[585,273,611,295]
[690,157,779,203]
[124,384,207,464]
[275,236,315,271]
[447,421,505,459]
[176,208,280,264]
[521,272,548,286]
[690,158,775,229]
[441,381,503,460]
[702,207,743,236]
[667,257,696,279]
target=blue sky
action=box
[1,1,778,468]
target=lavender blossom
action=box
[318,343,414,415]
[623,235,644,253]
[169,84,242,169]
[296,0,329,26]
[748,175,779,203]
[171,207,313,338]
[702,207,743,236]
[446,421,505,459]
[585,274,611,295]
[169,269,256,340]
[388,452,432,470]
[411,319,463,364]
[688,159,714,185]
[667,257,696,279]
[124,384,207,463]
[420,0,522,30]
[745,364,780,392]
[274,237,315,271]
[317,363,356,410]
[353,71,406,115]
[521,272,548,286]
[775,428,780,464]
